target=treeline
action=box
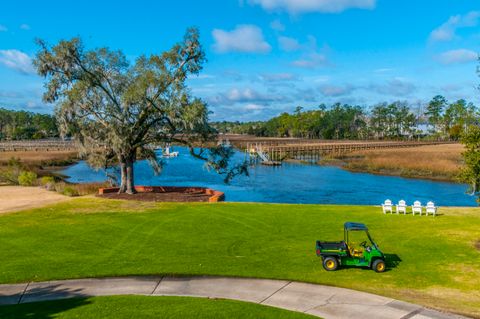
[213,96,479,140]
[0,108,58,140]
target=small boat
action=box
[218,139,232,148]
[162,145,179,158]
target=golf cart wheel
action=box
[323,257,338,271]
[372,259,386,273]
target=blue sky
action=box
[0,0,479,121]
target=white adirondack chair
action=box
[412,201,422,216]
[396,200,407,215]
[425,201,437,216]
[382,199,393,214]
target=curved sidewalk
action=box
[0,276,468,319]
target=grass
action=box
[335,144,464,181]
[0,150,78,167]
[0,295,317,319]
[0,199,479,317]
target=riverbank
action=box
[0,149,79,180]
[326,144,463,182]
[0,199,478,317]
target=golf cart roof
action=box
[344,222,368,231]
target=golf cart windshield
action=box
[344,222,379,250]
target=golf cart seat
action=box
[348,244,364,258]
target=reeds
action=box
[339,144,463,181]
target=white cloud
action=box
[244,103,265,110]
[370,78,416,96]
[260,73,297,81]
[292,52,329,68]
[0,25,7,32]
[278,36,301,51]
[0,49,35,74]
[319,84,355,97]
[437,49,478,65]
[270,19,285,31]
[374,68,394,73]
[20,24,30,30]
[430,11,480,42]
[249,0,376,14]
[212,25,271,53]
[207,87,287,106]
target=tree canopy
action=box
[213,97,478,141]
[0,108,58,140]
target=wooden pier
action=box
[240,139,457,163]
[0,139,76,152]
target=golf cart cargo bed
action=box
[316,241,346,251]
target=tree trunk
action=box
[118,161,127,193]
[125,156,136,194]
[118,152,136,194]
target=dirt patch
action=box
[475,240,480,251]
[0,186,72,214]
[97,190,212,202]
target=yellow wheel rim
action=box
[326,260,335,269]
[377,262,385,271]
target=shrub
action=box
[18,171,38,186]
[0,157,24,184]
[40,176,55,186]
[62,186,79,197]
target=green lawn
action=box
[0,198,479,317]
[0,295,316,318]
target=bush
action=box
[0,157,24,184]
[62,186,79,197]
[17,171,38,186]
[40,176,55,185]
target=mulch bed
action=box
[97,190,212,202]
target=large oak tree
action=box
[34,28,246,193]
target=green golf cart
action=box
[316,222,386,272]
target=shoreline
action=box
[285,157,461,183]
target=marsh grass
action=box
[0,150,78,167]
[336,144,464,181]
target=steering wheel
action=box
[359,241,367,248]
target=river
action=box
[60,147,476,206]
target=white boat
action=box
[162,145,179,158]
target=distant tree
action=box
[444,99,477,138]
[0,108,58,140]
[34,28,246,194]
[460,126,480,202]
[425,95,447,134]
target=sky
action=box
[0,0,479,121]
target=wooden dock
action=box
[240,139,457,163]
[0,139,76,152]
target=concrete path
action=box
[0,276,468,319]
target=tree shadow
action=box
[0,284,91,319]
